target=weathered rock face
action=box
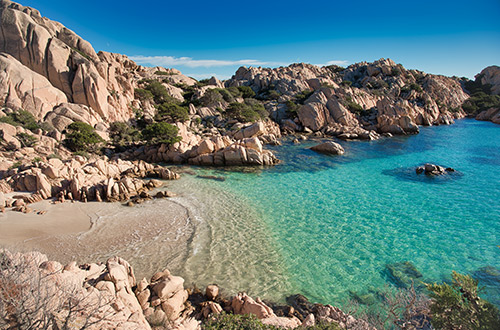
[227,58,469,138]
[0,250,151,329]
[119,121,281,167]
[0,53,68,119]
[0,0,137,126]
[478,65,500,95]
[0,156,180,205]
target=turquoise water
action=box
[168,119,500,307]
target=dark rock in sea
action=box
[285,294,315,319]
[415,163,456,176]
[384,261,424,290]
[196,175,226,181]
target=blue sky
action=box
[22,0,500,80]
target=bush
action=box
[346,101,364,114]
[401,83,423,94]
[109,122,141,146]
[145,81,177,104]
[134,88,154,101]
[63,122,104,153]
[217,88,236,103]
[426,271,500,330]
[142,122,182,145]
[200,89,224,107]
[202,312,278,330]
[154,70,175,76]
[325,65,345,73]
[16,132,37,148]
[0,109,39,131]
[462,92,500,116]
[237,86,256,98]
[225,99,268,122]
[341,80,352,87]
[156,103,189,122]
[286,100,300,117]
[295,90,314,104]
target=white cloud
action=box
[314,60,350,67]
[129,55,282,68]
[184,73,232,80]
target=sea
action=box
[164,118,500,308]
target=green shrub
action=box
[237,86,256,98]
[325,65,345,73]
[9,161,22,169]
[286,100,300,117]
[295,90,314,104]
[226,99,268,122]
[426,271,500,330]
[16,133,37,148]
[154,70,175,76]
[142,122,182,145]
[145,81,177,104]
[200,89,224,107]
[401,83,423,94]
[464,75,492,95]
[341,80,352,87]
[217,88,236,103]
[134,88,154,101]
[63,122,104,153]
[202,312,278,330]
[267,90,281,100]
[156,103,189,122]
[462,92,500,116]
[0,109,39,131]
[197,79,211,87]
[346,101,364,114]
[109,122,141,146]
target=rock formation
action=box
[226,58,469,138]
[310,141,345,155]
[0,156,180,208]
[0,250,373,330]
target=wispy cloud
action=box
[315,60,350,67]
[129,55,283,68]
[184,73,232,80]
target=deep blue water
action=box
[169,119,500,307]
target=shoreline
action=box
[0,192,196,281]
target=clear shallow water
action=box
[169,119,500,306]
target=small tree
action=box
[63,122,104,153]
[142,122,182,145]
[426,271,500,330]
[156,103,189,123]
[109,122,141,146]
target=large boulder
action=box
[310,141,345,155]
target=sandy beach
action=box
[0,194,195,280]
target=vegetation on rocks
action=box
[109,122,141,147]
[142,122,182,145]
[426,271,500,330]
[63,122,104,153]
[16,132,37,148]
[202,313,278,330]
[0,109,39,131]
[226,99,269,122]
[156,103,189,123]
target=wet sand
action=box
[0,195,195,280]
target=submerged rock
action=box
[385,261,424,290]
[310,141,345,155]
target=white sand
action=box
[0,196,194,280]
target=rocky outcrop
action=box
[416,163,455,176]
[0,156,180,206]
[119,121,281,166]
[0,250,151,329]
[476,107,500,124]
[478,65,500,95]
[310,141,345,155]
[0,0,136,125]
[227,58,468,138]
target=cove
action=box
[168,119,500,307]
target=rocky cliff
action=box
[226,58,470,138]
[0,250,373,330]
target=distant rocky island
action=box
[1,0,500,329]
